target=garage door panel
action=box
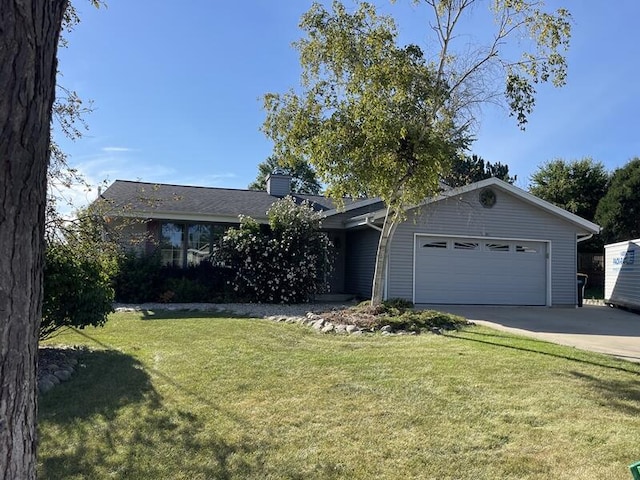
[414,236,547,305]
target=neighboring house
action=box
[100,174,600,306]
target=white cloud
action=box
[51,148,245,218]
[101,146,136,152]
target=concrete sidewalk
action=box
[426,305,640,363]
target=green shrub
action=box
[383,298,414,310]
[113,253,234,303]
[213,197,333,303]
[162,277,211,303]
[41,243,115,340]
[113,252,163,303]
[380,310,468,333]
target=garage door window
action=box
[516,244,538,253]
[423,240,448,249]
[486,242,510,252]
[454,241,480,251]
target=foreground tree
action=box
[595,158,640,244]
[443,154,516,187]
[263,1,571,304]
[0,1,68,477]
[248,155,323,195]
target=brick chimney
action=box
[266,172,291,197]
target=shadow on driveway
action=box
[421,305,640,363]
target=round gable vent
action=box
[479,188,497,208]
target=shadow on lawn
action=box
[38,348,265,479]
[568,371,640,416]
[447,329,640,375]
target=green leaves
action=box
[263,1,466,214]
[595,158,640,244]
[42,242,115,340]
[490,0,571,127]
[529,158,609,221]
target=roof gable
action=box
[346,177,601,234]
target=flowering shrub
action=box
[214,197,333,303]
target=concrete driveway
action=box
[428,305,640,363]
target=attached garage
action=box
[345,177,602,307]
[413,235,548,305]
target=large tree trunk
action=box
[0,1,67,478]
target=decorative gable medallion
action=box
[479,188,497,208]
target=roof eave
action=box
[104,209,268,224]
[322,196,382,217]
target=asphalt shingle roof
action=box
[100,180,346,220]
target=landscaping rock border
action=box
[37,346,84,395]
[114,302,451,336]
[262,312,431,336]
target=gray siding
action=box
[345,228,380,298]
[326,230,346,293]
[387,188,580,306]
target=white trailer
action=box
[604,238,640,309]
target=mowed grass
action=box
[38,311,640,480]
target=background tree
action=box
[443,154,516,187]
[595,158,640,244]
[529,158,608,220]
[248,155,322,195]
[0,1,68,477]
[263,0,571,305]
[529,158,609,252]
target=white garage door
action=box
[414,236,547,305]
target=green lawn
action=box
[38,311,640,479]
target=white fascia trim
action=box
[322,197,382,217]
[105,210,269,224]
[346,178,601,234]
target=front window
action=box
[161,223,185,267]
[160,222,229,267]
[187,224,212,266]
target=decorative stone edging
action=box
[115,303,441,336]
[264,312,445,336]
[37,346,84,395]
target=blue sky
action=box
[57,0,640,208]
